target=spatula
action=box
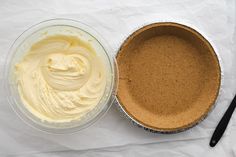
[209,94,236,147]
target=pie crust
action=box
[117,23,221,132]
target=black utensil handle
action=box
[209,95,236,147]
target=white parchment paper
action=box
[0,0,235,156]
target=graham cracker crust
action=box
[116,23,221,132]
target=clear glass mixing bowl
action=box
[4,19,118,134]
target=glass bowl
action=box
[4,19,118,134]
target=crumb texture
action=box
[117,23,221,131]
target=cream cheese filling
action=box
[15,35,106,123]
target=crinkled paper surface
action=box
[0,0,235,156]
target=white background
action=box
[0,0,236,156]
